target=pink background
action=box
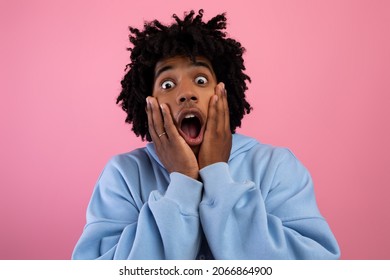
[1,0,389,259]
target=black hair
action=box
[116,9,252,141]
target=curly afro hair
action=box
[116,9,252,141]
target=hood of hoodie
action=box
[146,133,259,168]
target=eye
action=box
[195,76,208,85]
[161,80,175,90]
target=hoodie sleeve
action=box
[72,157,203,260]
[199,149,340,259]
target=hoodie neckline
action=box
[146,133,259,168]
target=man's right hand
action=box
[146,97,199,180]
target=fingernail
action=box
[160,104,165,114]
[214,95,219,104]
[146,97,152,109]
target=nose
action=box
[176,82,198,104]
[178,94,198,103]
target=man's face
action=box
[152,55,217,152]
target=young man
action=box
[72,10,340,259]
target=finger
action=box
[146,97,158,142]
[211,83,226,134]
[221,86,230,132]
[160,103,182,141]
[205,93,219,134]
[149,97,165,134]
[216,83,226,131]
[146,97,165,142]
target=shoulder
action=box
[256,143,299,164]
[233,133,298,164]
[109,147,151,167]
[253,143,309,177]
[101,147,152,178]
[232,134,311,185]
[95,147,158,206]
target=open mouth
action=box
[181,114,201,139]
[178,110,204,145]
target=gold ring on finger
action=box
[158,132,166,138]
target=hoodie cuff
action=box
[199,162,235,197]
[163,172,203,215]
[200,162,233,183]
[199,162,256,207]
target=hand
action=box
[146,97,199,179]
[198,82,232,170]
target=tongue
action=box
[181,122,198,139]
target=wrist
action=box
[199,162,233,184]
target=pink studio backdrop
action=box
[1,0,389,259]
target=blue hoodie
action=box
[72,134,340,259]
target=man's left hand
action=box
[198,82,232,170]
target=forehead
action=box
[154,56,215,78]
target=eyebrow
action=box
[154,60,214,80]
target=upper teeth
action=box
[184,114,196,119]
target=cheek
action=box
[154,94,173,106]
[153,95,180,122]
[198,96,212,118]
[202,92,214,106]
